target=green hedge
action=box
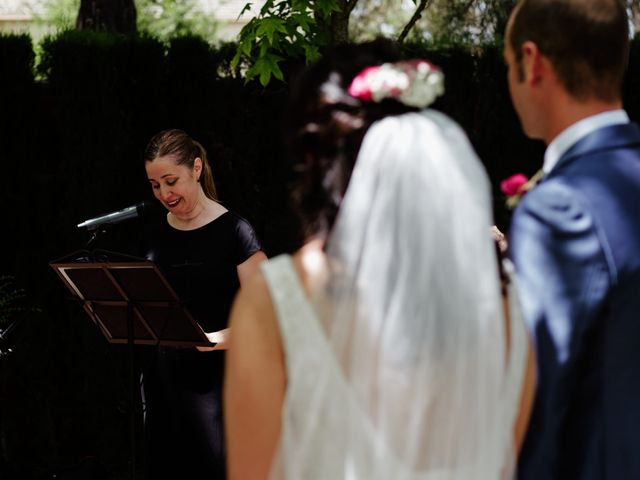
[0,33,34,87]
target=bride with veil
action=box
[224,39,535,480]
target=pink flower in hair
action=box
[347,60,445,108]
[348,66,378,101]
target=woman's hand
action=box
[197,252,267,353]
[196,328,230,351]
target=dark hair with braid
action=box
[144,128,218,200]
[285,38,418,240]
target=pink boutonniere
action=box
[500,169,544,210]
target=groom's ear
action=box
[520,41,544,87]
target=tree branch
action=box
[345,0,359,15]
[397,0,433,44]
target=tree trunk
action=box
[76,0,137,35]
[631,0,640,35]
[326,0,357,45]
[330,9,350,44]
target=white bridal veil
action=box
[273,110,522,480]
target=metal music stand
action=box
[49,250,213,479]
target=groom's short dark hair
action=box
[508,0,629,102]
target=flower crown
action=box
[347,59,445,108]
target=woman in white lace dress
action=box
[224,39,535,480]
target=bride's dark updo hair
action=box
[285,38,419,240]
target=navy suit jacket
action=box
[510,122,640,480]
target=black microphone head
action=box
[136,200,156,215]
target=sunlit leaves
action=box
[234,0,341,85]
[247,51,285,84]
[255,17,289,44]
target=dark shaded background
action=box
[0,31,638,479]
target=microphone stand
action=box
[86,226,108,250]
[72,226,110,263]
[78,223,140,480]
[76,225,141,263]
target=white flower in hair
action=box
[348,60,445,108]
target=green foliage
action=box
[0,276,39,326]
[31,0,80,31]
[30,0,517,85]
[28,0,221,78]
[349,0,515,44]
[213,40,248,78]
[31,0,220,44]
[349,0,414,41]
[34,29,168,222]
[0,33,34,86]
[233,0,339,86]
[418,0,515,44]
[24,1,77,79]
[235,0,516,85]
[137,0,220,44]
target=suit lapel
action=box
[548,123,640,178]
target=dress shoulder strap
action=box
[261,255,329,373]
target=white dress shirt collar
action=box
[543,109,629,174]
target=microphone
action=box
[77,200,154,230]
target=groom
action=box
[505,0,640,479]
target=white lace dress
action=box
[261,254,527,480]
